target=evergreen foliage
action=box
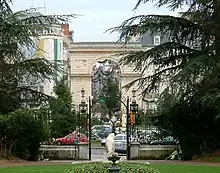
[0,109,47,160]
[50,78,77,138]
[0,0,76,114]
[100,79,121,133]
[109,0,220,159]
[0,0,75,159]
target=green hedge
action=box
[0,109,47,160]
[65,163,160,173]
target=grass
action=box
[151,164,220,173]
[211,156,220,162]
[91,140,102,147]
[0,165,73,173]
[1,163,220,173]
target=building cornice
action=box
[68,44,153,53]
[69,73,141,77]
[68,42,145,52]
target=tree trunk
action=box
[111,120,116,134]
[108,110,116,134]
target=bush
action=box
[0,109,47,160]
[65,163,160,173]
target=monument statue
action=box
[105,133,115,156]
[103,133,117,163]
[103,133,121,172]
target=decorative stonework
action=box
[68,42,153,125]
[68,42,146,101]
[68,42,156,123]
[74,60,87,68]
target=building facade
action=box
[22,22,70,97]
[67,42,156,126]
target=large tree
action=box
[50,78,77,138]
[100,78,121,133]
[0,0,75,114]
[110,0,220,159]
[0,0,75,159]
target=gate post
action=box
[88,96,92,161]
[126,96,130,160]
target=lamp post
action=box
[78,88,138,161]
[126,96,130,160]
[127,89,138,160]
[78,88,92,161]
[88,96,92,161]
[79,88,87,131]
[130,89,138,112]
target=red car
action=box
[53,132,88,145]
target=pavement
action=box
[89,147,126,161]
[1,159,220,168]
[1,147,220,168]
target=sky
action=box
[12,0,184,42]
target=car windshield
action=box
[115,135,124,140]
[65,133,87,138]
[65,134,75,138]
[105,127,111,132]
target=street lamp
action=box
[79,88,87,114]
[79,88,87,132]
[126,89,139,160]
[78,88,92,161]
[130,89,138,113]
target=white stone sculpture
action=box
[103,133,115,163]
[105,133,115,156]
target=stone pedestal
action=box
[130,142,140,159]
[107,154,120,173]
[79,142,88,159]
[108,167,120,173]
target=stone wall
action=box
[39,143,88,160]
[130,142,176,160]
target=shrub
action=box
[65,163,160,173]
[0,109,47,160]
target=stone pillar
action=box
[79,142,88,160]
[130,142,140,159]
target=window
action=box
[66,134,74,138]
[115,136,123,140]
[154,36,161,45]
[39,86,44,93]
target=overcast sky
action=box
[12,0,184,42]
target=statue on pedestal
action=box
[105,133,115,156]
[103,133,117,163]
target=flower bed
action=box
[65,163,160,173]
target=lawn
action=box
[0,165,73,173]
[91,140,102,147]
[151,164,220,173]
[0,163,220,173]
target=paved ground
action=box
[1,147,220,168]
[1,159,220,168]
[90,147,126,161]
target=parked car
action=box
[114,134,127,152]
[101,134,134,152]
[92,125,112,140]
[150,136,178,145]
[53,132,88,145]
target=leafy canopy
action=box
[109,0,220,159]
[0,0,76,113]
[109,0,217,103]
[50,78,76,137]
